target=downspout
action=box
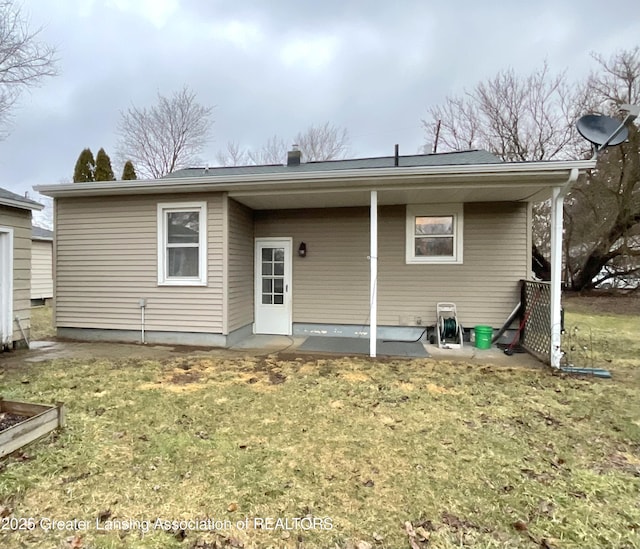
[549,168,578,368]
[139,298,147,344]
[370,190,378,358]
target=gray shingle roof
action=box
[32,226,53,240]
[0,187,43,210]
[167,150,501,179]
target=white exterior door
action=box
[0,228,13,346]
[254,238,292,335]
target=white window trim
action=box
[406,204,464,264]
[0,227,14,345]
[157,201,207,286]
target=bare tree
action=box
[564,48,640,290]
[216,141,249,167]
[216,137,286,167]
[247,135,288,165]
[423,62,580,161]
[0,1,57,135]
[216,123,350,167]
[423,63,581,280]
[422,52,640,290]
[295,122,350,161]
[117,86,214,179]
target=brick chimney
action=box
[287,144,301,166]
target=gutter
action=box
[34,159,598,198]
[0,198,44,211]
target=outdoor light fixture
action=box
[298,242,307,257]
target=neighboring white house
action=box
[31,226,54,304]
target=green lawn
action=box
[0,302,638,548]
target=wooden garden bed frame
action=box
[0,397,65,458]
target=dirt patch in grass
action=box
[3,298,638,548]
[0,349,638,549]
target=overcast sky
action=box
[1,0,639,225]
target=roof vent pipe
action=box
[288,145,301,167]
[394,144,399,167]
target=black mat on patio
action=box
[297,336,429,358]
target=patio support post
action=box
[549,168,578,368]
[370,190,378,358]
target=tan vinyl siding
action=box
[31,240,53,300]
[255,208,370,324]
[255,203,528,327]
[0,205,32,342]
[379,203,527,327]
[55,193,224,333]
[227,199,254,332]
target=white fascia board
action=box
[34,159,597,198]
[0,197,44,211]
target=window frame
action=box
[157,201,207,286]
[405,204,464,264]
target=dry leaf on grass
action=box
[67,536,83,548]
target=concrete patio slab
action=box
[1,336,545,370]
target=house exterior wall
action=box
[54,193,225,339]
[0,204,32,345]
[31,239,53,300]
[255,202,529,328]
[226,198,254,333]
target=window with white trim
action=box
[406,204,464,264]
[157,202,207,285]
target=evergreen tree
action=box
[94,148,115,181]
[121,160,137,180]
[73,148,95,182]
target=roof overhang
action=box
[35,159,597,209]
[0,197,44,211]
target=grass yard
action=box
[0,301,638,549]
[563,292,640,371]
[29,304,56,341]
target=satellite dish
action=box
[576,114,628,148]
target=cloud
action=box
[105,0,180,28]
[0,0,639,204]
[280,34,341,70]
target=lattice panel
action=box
[520,281,552,364]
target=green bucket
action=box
[474,325,493,349]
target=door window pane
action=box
[260,246,287,307]
[273,279,284,293]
